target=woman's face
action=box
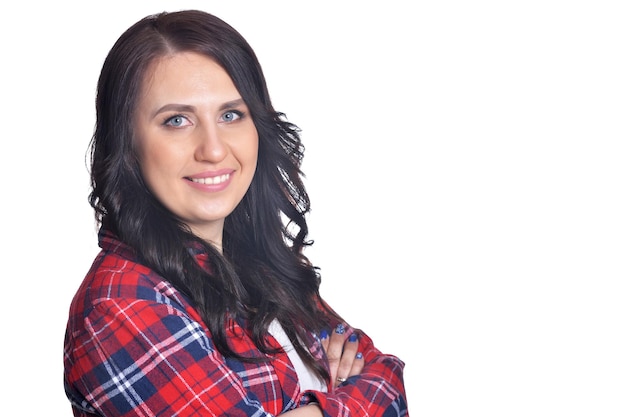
[134,52,259,246]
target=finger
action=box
[326,324,347,384]
[326,324,346,361]
[349,351,364,377]
[335,333,359,384]
[319,328,330,352]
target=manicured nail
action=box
[320,329,328,340]
[356,352,363,359]
[335,324,345,334]
[348,333,358,342]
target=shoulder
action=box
[69,240,191,322]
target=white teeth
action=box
[190,174,230,185]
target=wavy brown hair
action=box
[88,9,340,381]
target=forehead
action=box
[142,52,222,85]
[138,52,238,103]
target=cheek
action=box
[246,138,260,176]
[249,138,259,165]
[133,131,152,172]
[231,127,259,172]
[137,141,178,185]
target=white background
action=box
[1,1,625,416]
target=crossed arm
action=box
[282,324,365,417]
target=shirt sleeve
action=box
[300,325,409,417]
[67,297,275,417]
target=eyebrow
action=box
[152,98,246,118]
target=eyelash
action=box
[163,114,189,127]
[222,109,244,122]
[162,110,245,127]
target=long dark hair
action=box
[88,9,339,381]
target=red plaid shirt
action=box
[64,230,408,416]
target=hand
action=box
[320,323,364,388]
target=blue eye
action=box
[222,110,242,122]
[164,115,188,127]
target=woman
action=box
[64,9,408,417]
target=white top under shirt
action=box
[268,319,327,392]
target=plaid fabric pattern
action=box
[64,230,408,416]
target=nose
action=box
[194,121,227,162]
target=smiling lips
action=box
[189,173,231,185]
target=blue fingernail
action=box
[335,324,345,334]
[348,333,358,342]
[320,329,328,339]
[356,352,363,359]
